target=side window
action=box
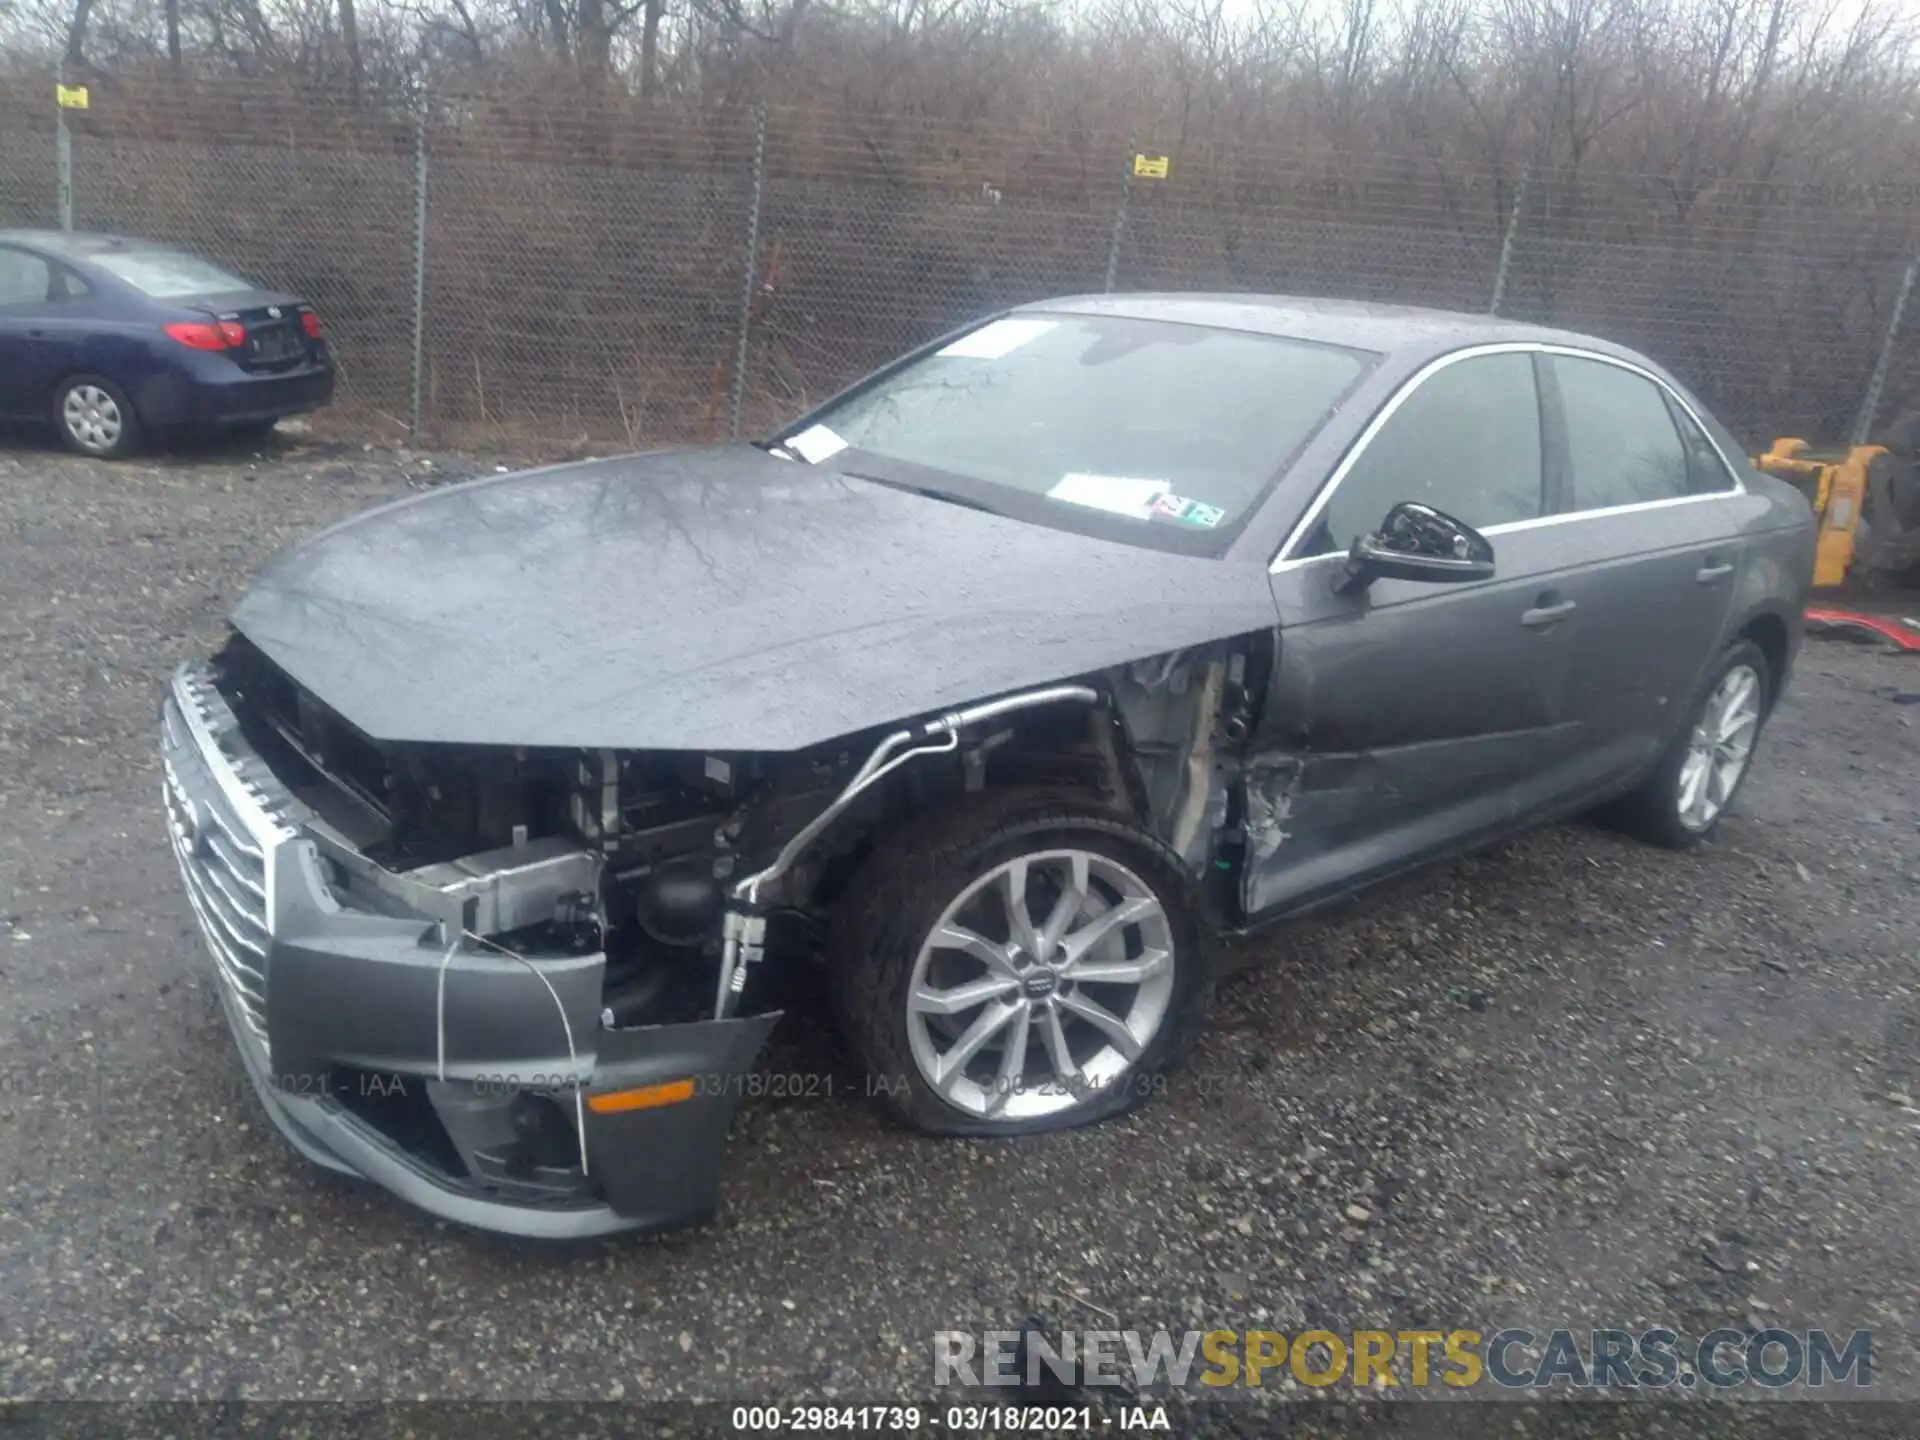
[1665,395,1739,495]
[1552,355,1692,509]
[52,267,92,302]
[1307,352,1544,555]
[0,247,52,308]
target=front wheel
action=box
[54,376,141,459]
[827,795,1211,1137]
[1598,638,1772,849]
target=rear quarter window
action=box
[0,247,52,307]
[1664,394,1741,495]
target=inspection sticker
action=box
[1048,473,1169,519]
[938,317,1057,360]
[1183,502,1226,528]
[1154,493,1193,519]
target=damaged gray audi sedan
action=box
[160,294,1816,1237]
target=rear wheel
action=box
[827,793,1211,1137]
[54,376,140,459]
[1598,639,1771,849]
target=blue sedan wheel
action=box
[56,376,140,459]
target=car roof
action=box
[1019,291,1643,365]
[0,229,177,260]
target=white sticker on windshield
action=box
[1047,473,1170,520]
[785,423,848,464]
[937,318,1057,360]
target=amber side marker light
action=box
[586,1078,697,1114]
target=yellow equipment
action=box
[1751,439,1880,587]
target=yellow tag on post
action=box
[1133,154,1170,179]
[56,84,89,109]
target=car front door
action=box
[1244,348,1592,918]
[1535,352,1747,783]
[0,246,57,419]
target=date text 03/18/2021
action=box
[728,1407,1171,1433]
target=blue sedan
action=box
[0,230,335,458]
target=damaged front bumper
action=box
[158,664,777,1239]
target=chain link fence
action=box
[4,71,1919,452]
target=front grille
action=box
[163,756,271,1048]
[160,669,299,1062]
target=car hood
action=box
[228,445,1280,752]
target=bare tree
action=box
[340,0,365,97]
[66,0,95,63]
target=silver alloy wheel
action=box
[1677,663,1762,831]
[904,848,1176,1120]
[63,385,123,454]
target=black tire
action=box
[1596,638,1773,850]
[53,375,141,459]
[825,791,1212,1138]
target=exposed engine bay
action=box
[213,629,1270,1034]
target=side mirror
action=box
[1332,501,1496,595]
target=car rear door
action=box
[1535,351,1747,783]
[1244,348,1591,918]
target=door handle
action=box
[1521,596,1577,628]
[1696,558,1735,583]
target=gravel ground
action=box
[1,433,1917,1425]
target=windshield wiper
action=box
[842,471,1004,517]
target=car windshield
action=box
[88,248,254,298]
[782,312,1374,547]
